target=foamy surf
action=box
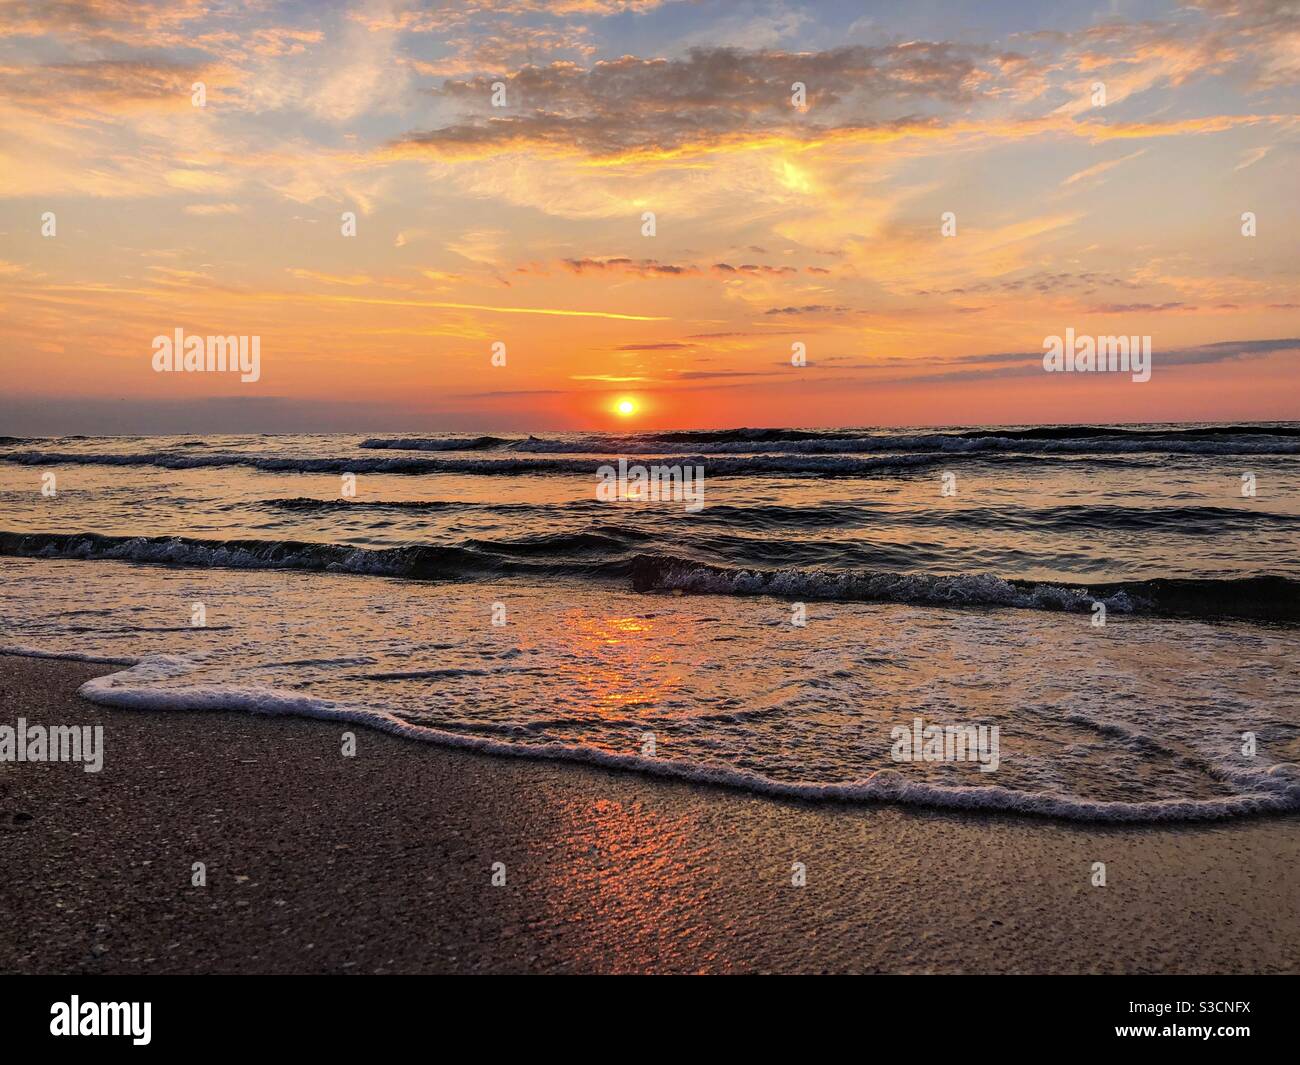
[628,556,1300,623]
[5,558,1296,825]
[61,652,1299,824]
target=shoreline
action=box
[2,654,1297,974]
[51,650,1297,825]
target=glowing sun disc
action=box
[615,398,637,417]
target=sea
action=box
[1,423,1297,822]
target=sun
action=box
[614,397,638,417]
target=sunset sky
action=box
[1,0,1296,433]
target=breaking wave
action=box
[629,555,1300,623]
[358,435,510,451]
[3,530,1295,622]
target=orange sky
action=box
[1,0,1297,433]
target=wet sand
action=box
[1,654,1297,974]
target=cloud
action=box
[0,0,212,46]
[384,29,1291,169]
[183,202,243,215]
[562,257,702,278]
[558,257,824,279]
[1061,149,1146,186]
[446,229,508,265]
[1085,302,1188,313]
[764,304,849,316]
[287,268,377,287]
[848,337,1300,387]
[389,44,1036,161]
[915,271,1138,298]
[256,291,670,321]
[1234,145,1272,170]
[0,58,238,117]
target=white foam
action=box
[74,656,1300,824]
[645,563,1138,613]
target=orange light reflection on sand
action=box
[535,797,713,971]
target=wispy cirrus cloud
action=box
[1061,149,1147,187]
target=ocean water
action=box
[2,424,1298,822]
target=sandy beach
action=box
[2,654,1296,975]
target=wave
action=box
[52,651,1298,824]
[0,448,975,477]
[363,424,1300,456]
[0,449,580,475]
[260,496,605,516]
[622,428,856,443]
[629,555,1300,623]
[936,503,1300,534]
[507,431,1300,456]
[948,423,1300,440]
[256,496,877,529]
[264,496,472,512]
[0,529,604,581]
[358,428,865,452]
[662,424,1300,442]
[7,427,1295,466]
[256,496,1300,535]
[4,530,1295,622]
[358,435,510,451]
